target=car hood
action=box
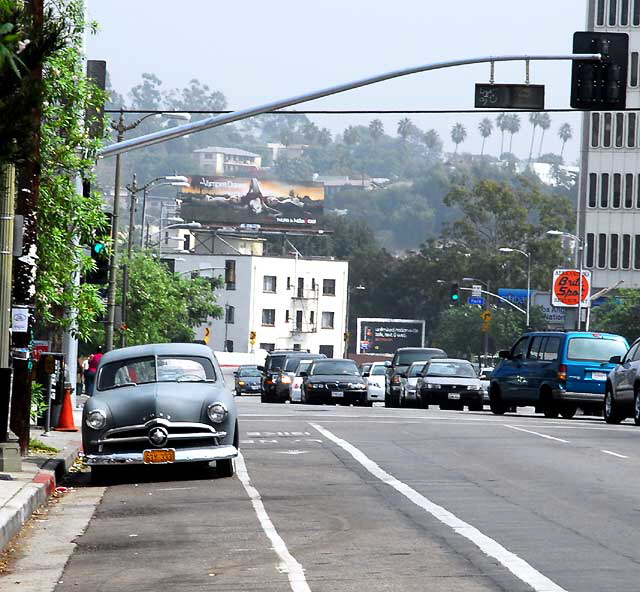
[422,377,481,386]
[90,382,225,425]
[307,374,365,384]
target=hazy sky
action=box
[87,0,587,162]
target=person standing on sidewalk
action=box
[85,346,103,396]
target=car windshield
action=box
[238,367,261,377]
[97,355,216,391]
[567,337,628,362]
[396,350,444,365]
[408,362,427,377]
[371,365,387,376]
[310,360,359,376]
[426,361,476,378]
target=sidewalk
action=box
[0,407,83,553]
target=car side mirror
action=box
[362,372,370,377]
[256,365,265,372]
[609,355,622,364]
[300,371,308,377]
[384,361,391,367]
[498,350,511,359]
[399,372,407,378]
[233,372,238,377]
[416,372,423,377]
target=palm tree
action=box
[558,122,573,159]
[507,114,521,154]
[528,112,542,163]
[397,117,413,144]
[422,129,441,151]
[537,113,551,158]
[369,119,384,143]
[450,123,467,154]
[496,113,508,156]
[478,118,493,156]
[343,125,359,146]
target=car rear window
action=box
[408,363,427,377]
[238,367,261,377]
[284,358,303,372]
[310,360,359,376]
[266,355,287,371]
[371,366,387,376]
[396,350,445,365]
[426,361,476,378]
[566,337,628,362]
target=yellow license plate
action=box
[143,449,175,464]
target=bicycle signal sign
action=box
[474,83,545,109]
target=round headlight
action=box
[207,402,228,424]
[85,409,106,430]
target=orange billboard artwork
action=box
[179,176,324,228]
[551,269,591,307]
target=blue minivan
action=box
[489,331,628,418]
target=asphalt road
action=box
[7,397,640,592]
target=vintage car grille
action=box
[98,419,225,451]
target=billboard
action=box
[357,318,425,355]
[179,175,324,228]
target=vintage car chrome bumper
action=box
[81,445,238,466]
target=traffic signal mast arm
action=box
[99,52,602,158]
[459,287,526,315]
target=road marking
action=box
[155,487,196,491]
[276,450,309,455]
[504,425,570,443]
[601,449,629,459]
[310,422,568,592]
[236,452,311,592]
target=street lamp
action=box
[345,284,366,357]
[498,247,531,328]
[105,111,192,351]
[547,230,585,330]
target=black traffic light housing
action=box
[85,213,112,285]
[450,282,460,303]
[571,31,629,110]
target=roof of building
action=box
[193,146,260,158]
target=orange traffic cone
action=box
[54,385,78,432]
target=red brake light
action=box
[557,364,567,381]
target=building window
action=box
[204,153,214,159]
[262,309,275,326]
[225,305,235,324]
[225,259,236,290]
[622,0,630,25]
[319,345,334,357]
[285,309,290,323]
[610,0,618,25]
[321,311,335,329]
[601,173,609,208]
[598,233,607,268]
[311,278,316,292]
[626,174,634,208]
[629,113,637,147]
[613,173,621,208]
[297,277,304,298]
[296,310,303,331]
[287,276,291,290]
[616,113,624,147]
[597,0,606,25]
[635,236,640,269]
[225,340,234,353]
[586,233,595,268]
[632,53,639,87]
[603,113,612,147]
[323,279,336,296]
[588,173,597,207]
[293,344,301,351]
[610,234,620,269]
[310,311,315,325]
[260,342,275,352]
[263,275,277,293]
[635,0,640,25]
[623,234,632,269]
[591,113,600,147]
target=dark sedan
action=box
[416,358,483,411]
[234,365,262,395]
[605,336,640,424]
[301,359,369,406]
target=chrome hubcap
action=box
[635,393,640,419]
[605,391,612,416]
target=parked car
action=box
[479,367,493,405]
[290,359,316,404]
[386,347,447,407]
[81,343,239,481]
[489,331,628,418]
[234,365,262,395]
[605,336,640,424]
[362,361,387,404]
[301,359,369,405]
[399,361,429,407]
[259,350,326,403]
[416,358,483,411]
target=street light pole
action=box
[498,247,531,328]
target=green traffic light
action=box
[451,294,459,301]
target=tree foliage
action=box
[590,290,640,343]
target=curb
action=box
[0,441,81,554]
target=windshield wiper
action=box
[106,382,138,390]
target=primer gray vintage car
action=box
[81,343,238,480]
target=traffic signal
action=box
[450,283,460,303]
[85,213,112,285]
[249,330,256,345]
[571,32,629,110]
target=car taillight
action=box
[557,364,567,381]
[281,375,292,384]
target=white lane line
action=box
[504,425,570,443]
[235,452,311,592]
[310,422,567,592]
[601,449,629,459]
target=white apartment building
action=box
[193,146,262,176]
[171,234,349,357]
[578,1,640,288]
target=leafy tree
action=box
[317,127,332,146]
[343,125,360,146]
[369,118,384,143]
[274,155,314,182]
[450,123,467,154]
[558,122,573,159]
[590,290,640,343]
[397,117,415,144]
[537,113,551,158]
[478,118,493,156]
[422,129,443,165]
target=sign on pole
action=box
[551,269,591,308]
[474,83,545,109]
[468,296,484,306]
[471,285,482,297]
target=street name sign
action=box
[468,296,484,306]
[474,83,545,109]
